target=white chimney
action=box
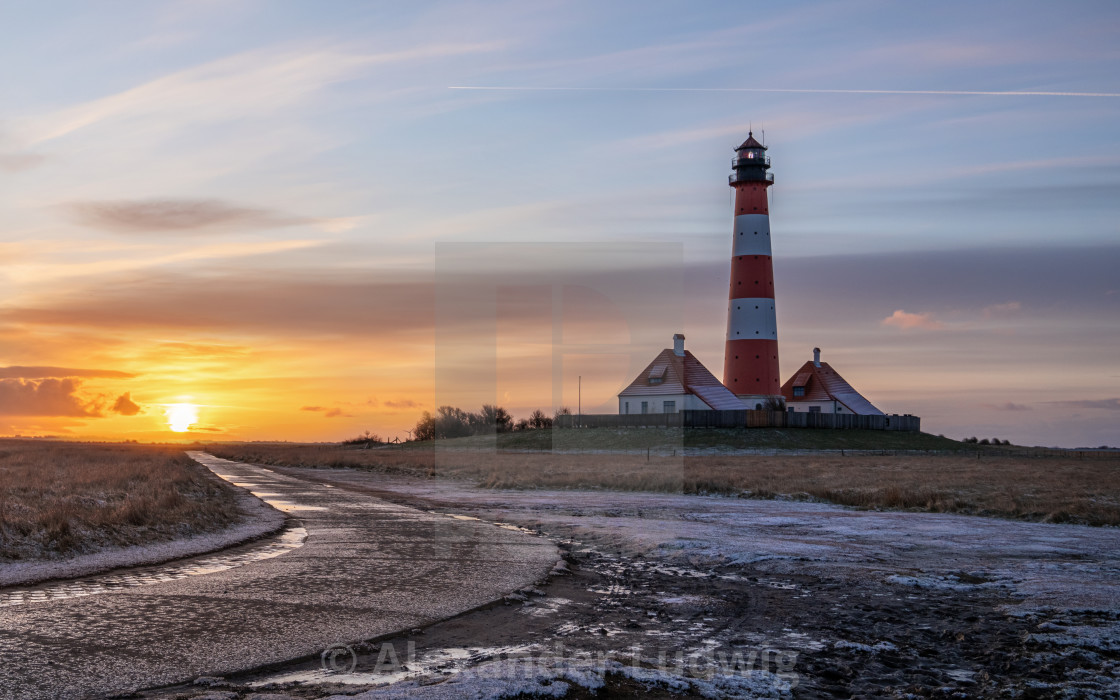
[813,347,821,367]
[673,333,686,357]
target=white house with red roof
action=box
[780,348,883,415]
[618,334,745,414]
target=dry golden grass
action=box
[0,440,243,560]
[208,442,1120,526]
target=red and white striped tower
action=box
[723,132,781,405]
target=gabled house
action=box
[780,348,883,415]
[618,334,745,414]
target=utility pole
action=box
[578,375,581,428]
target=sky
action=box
[1,0,1118,447]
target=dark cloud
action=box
[0,378,100,417]
[3,244,1117,348]
[382,399,422,409]
[1,271,434,336]
[66,198,313,234]
[111,392,142,416]
[770,244,1120,323]
[300,405,350,418]
[1048,398,1120,411]
[0,366,135,379]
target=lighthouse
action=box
[723,132,781,406]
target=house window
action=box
[787,407,795,413]
[792,386,805,397]
[641,401,648,414]
[835,406,842,413]
[649,377,663,385]
[809,406,821,413]
[624,402,630,415]
[663,401,676,413]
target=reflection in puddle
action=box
[266,500,328,512]
[0,525,307,607]
[252,644,533,688]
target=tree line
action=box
[413,405,571,441]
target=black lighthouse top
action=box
[730,131,773,186]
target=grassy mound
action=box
[0,441,243,561]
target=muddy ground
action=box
[143,526,1118,698]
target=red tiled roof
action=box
[737,132,765,150]
[780,361,883,415]
[620,349,744,410]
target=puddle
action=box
[265,500,328,513]
[251,644,533,688]
[0,524,307,607]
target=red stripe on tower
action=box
[723,132,781,404]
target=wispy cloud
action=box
[5,239,329,287]
[16,42,505,149]
[0,366,134,379]
[0,152,46,172]
[881,309,945,330]
[982,402,1033,411]
[300,405,351,418]
[982,301,1021,318]
[448,86,1120,98]
[383,398,422,409]
[66,198,314,234]
[1048,398,1120,411]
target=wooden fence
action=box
[556,410,921,432]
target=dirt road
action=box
[0,453,558,700]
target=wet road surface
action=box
[0,452,559,700]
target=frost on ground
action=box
[322,657,792,700]
[282,466,1120,611]
[244,465,1120,698]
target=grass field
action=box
[208,431,1120,526]
[0,440,244,561]
[392,427,972,453]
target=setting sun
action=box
[165,403,199,433]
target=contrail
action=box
[449,86,1120,98]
